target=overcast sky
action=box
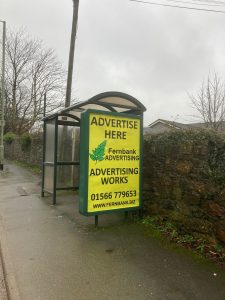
[2,0,225,125]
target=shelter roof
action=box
[43,92,146,122]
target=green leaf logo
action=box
[89,140,107,163]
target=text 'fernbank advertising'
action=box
[79,110,142,215]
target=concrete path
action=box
[0,162,225,300]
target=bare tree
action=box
[190,73,225,131]
[4,29,65,135]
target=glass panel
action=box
[97,97,138,108]
[44,166,54,192]
[57,126,80,162]
[80,104,110,111]
[45,120,55,162]
[113,107,131,112]
[57,165,80,188]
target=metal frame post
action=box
[41,120,47,197]
[95,215,98,227]
[53,117,58,205]
[139,112,144,219]
[41,93,47,196]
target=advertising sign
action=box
[79,110,142,216]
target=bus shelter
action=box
[41,92,146,205]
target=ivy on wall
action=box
[143,129,225,245]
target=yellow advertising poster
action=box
[87,112,141,213]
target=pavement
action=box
[0,162,225,300]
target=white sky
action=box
[1,0,225,125]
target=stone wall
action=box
[4,135,43,167]
[143,130,225,244]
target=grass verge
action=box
[139,215,225,270]
[14,160,41,175]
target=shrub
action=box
[20,133,32,150]
[3,132,16,144]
